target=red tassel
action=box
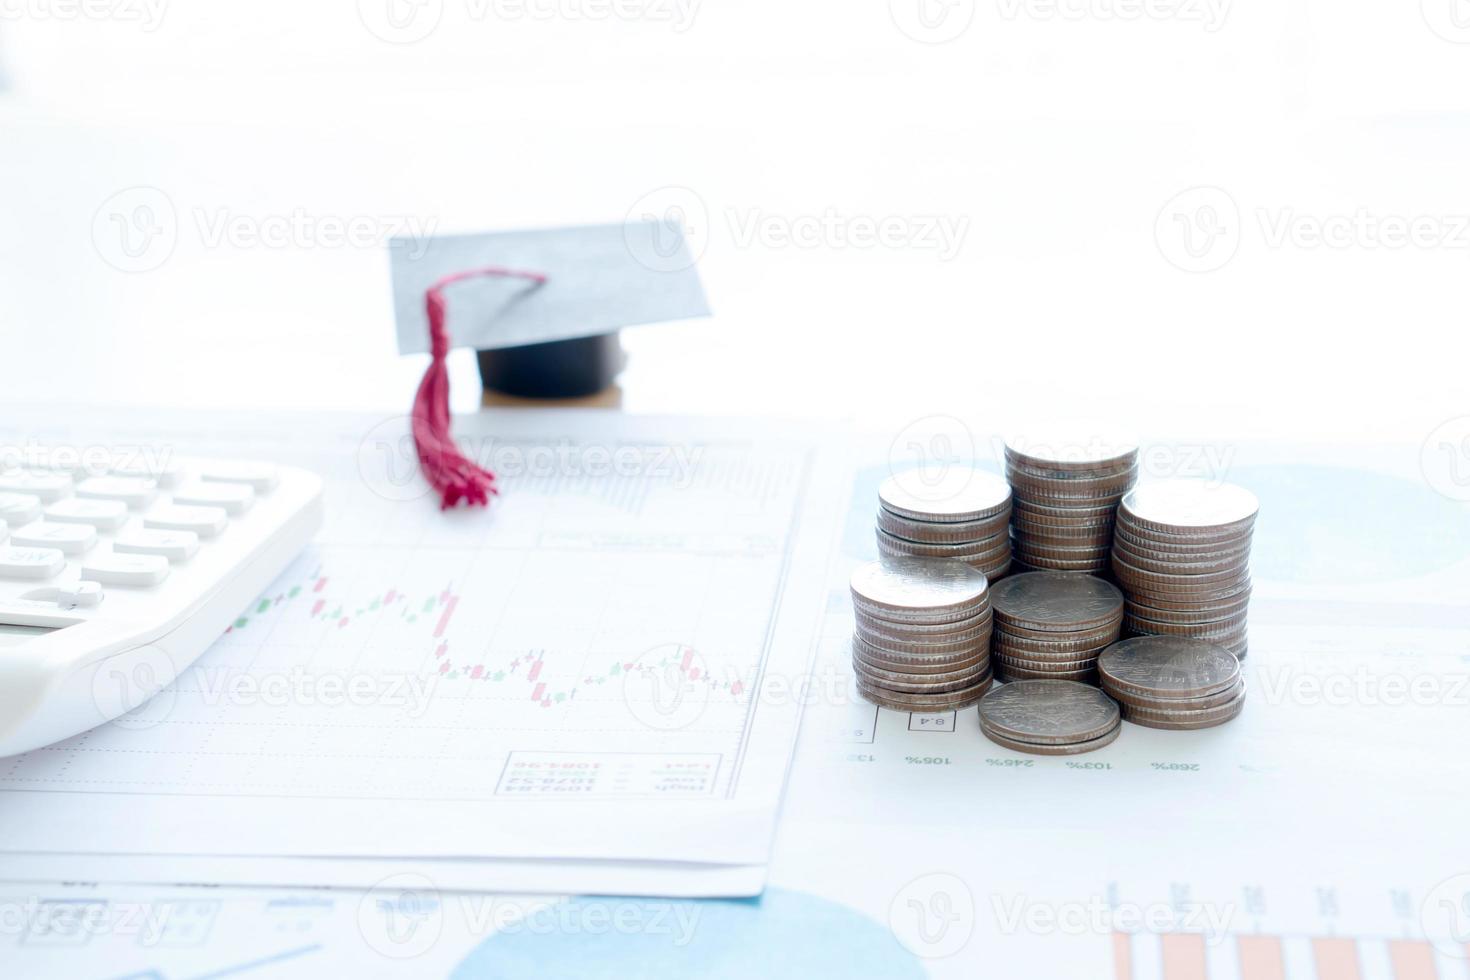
[412,266,547,509]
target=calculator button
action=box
[144,504,229,539]
[173,483,254,516]
[199,463,278,493]
[76,476,158,509]
[58,581,105,609]
[45,498,129,531]
[0,493,42,526]
[109,455,182,487]
[0,546,66,580]
[10,522,97,556]
[81,553,169,587]
[0,472,72,503]
[115,528,199,562]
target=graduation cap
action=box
[390,223,709,509]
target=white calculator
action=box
[0,452,323,756]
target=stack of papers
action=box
[0,408,846,897]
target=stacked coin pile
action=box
[849,556,994,712]
[1099,635,1245,729]
[875,470,1012,580]
[977,679,1122,755]
[988,571,1123,683]
[1110,480,1258,659]
[1002,425,1139,575]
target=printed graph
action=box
[1113,931,1466,979]
[0,422,816,804]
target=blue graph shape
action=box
[1232,464,1470,584]
[450,889,924,980]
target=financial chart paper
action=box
[0,409,844,871]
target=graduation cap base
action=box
[475,332,624,400]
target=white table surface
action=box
[1,2,1466,445]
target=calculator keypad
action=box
[0,454,277,595]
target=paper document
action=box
[0,408,844,885]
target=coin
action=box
[853,658,991,694]
[855,604,992,637]
[993,616,1120,644]
[857,622,993,658]
[977,678,1121,744]
[1123,609,1249,636]
[1107,677,1245,712]
[850,557,990,624]
[980,720,1121,755]
[990,572,1125,632]
[877,507,1010,544]
[1124,585,1252,613]
[1120,687,1246,729]
[1003,422,1140,473]
[854,644,990,676]
[1113,522,1252,557]
[993,629,1118,657]
[879,469,1012,524]
[1011,502,1117,527]
[1097,635,1240,699]
[1110,541,1250,576]
[994,663,1098,683]
[857,672,994,712]
[991,651,1102,672]
[1006,469,1137,500]
[877,529,1011,564]
[1118,480,1259,535]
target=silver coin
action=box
[853,658,991,694]
[1010,552,1111,574]
[981,719,1121,755]
[878,469,1012,524]
[877,529,1011,564]
[1097,635,1240,699]
[1119,480,1259,535]
[1123,609,1248,636]
[1124,585,1253,613]
[855,644,990,676]
[856,620,993,658]
[1003,422,1139,472]
[994,663,1098,684]
[1113,522,1253,557]
[1107,677,1245,712]
[857,672,994,712]
[877,507,1010,545]
[1111,544,1251,577]
[993,627,1119,657]
[855,603,992,638]
[1120,688,1245,729]
[1011,502,1117,528]
[990,572,1124,631]
[1006,463,1138,492]
[994,616,1121,644]
[992,651,1101,673]
[977,678,1120,744]
[1012,539,1115,560]
[850,557,990,623]
[1011,518,1117,541]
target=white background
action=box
[0,0,1467,444]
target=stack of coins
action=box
[978,679,1122,755]
[1002,424,1139,575]
[849,556,994,712]
[875,470,1012,580]
[1098,635,1245,729]
[988,571,1123,684]
[1110,480,1258,659]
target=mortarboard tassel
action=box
[412,266,548,509]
